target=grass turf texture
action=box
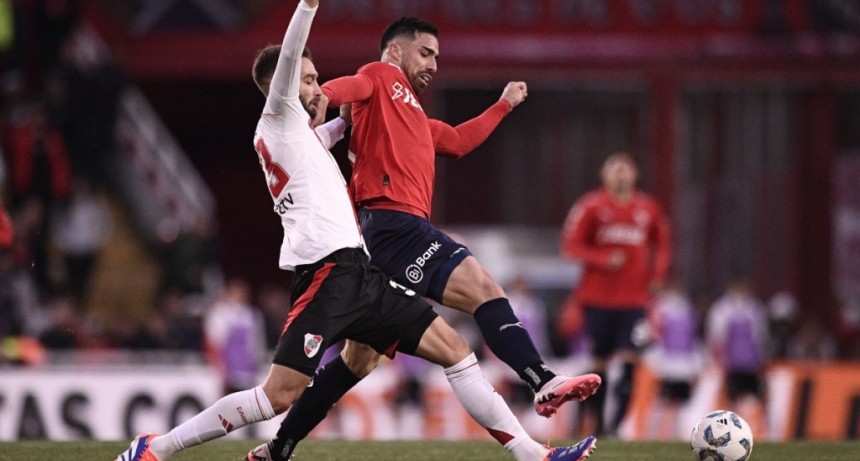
[1,439,858,461]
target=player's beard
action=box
[301,95,320,119]
[409,71,432,95]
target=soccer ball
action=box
[690,410,754,461]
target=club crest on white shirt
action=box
[304,333,323,358]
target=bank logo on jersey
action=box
[391,82,422,110]
[405,264,423,283]
[304,333,323,358]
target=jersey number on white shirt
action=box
[256,138,290,197]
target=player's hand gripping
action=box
[311,93,329,127]
[339,103,352,126]
[500,81,528,109]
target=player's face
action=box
[400,32,438,94]
[299,57,322,118]
[601,157,638,194]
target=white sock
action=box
[444,353,549,461]
[149,386,276,460]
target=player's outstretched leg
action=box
[416,316,599,461]
[444,258,602,417]
[242,342,375,461]
[114,379,288,461]
[543,436,598,461]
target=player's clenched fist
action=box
[500,81,528,109]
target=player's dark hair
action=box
[252,45,313,95]
[379,16,438,53]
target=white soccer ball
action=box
[690,410,754,461]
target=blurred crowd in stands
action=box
[0,0,221,362]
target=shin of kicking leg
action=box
[153,365,300,459]
[268,341,378,460]
[415,318,547,461]
[443,258,553,392]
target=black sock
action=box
[268,355,361,460]
[473,297,554,393]
[611,362,636,432]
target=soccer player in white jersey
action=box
[113,1,596,461]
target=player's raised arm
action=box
[428,80,527,158]
[320,74,375,106]
[267,0,318,103]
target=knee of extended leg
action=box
[474,279,505,303]
[262,384,304,414]
[450,335,472,359]
[342,344,381,378]
[437,334,472,367]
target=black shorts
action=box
[358,208,472,303]
[727,371,762,401]
[273,248,438,376]
[583,306,647,359]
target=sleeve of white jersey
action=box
[266,1,317,111]
[314,117,347,149]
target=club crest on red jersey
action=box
[304,333,323,358]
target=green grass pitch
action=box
[1,439,858,461]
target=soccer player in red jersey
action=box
[560,151,673,437]
[250,15,600,461]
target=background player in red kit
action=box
[560,151,672,437]
[248,15,600,461]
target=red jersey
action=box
[321,61,510,218]
[561,189,672,308]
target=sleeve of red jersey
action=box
[429,100,511,158]
[320,74,374,106]
[560,200,616,269]
[650,202,673,286]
